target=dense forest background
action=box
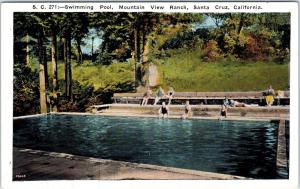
[13,12,290,116]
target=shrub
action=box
[202,40,223,61]
[13,63,40,116]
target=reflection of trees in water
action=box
[217,121,278,178]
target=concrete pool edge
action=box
[13,103,289,121]
[13,113,48,120]
[47,111,285,122]
[13,147,248,180]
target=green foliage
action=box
[202,40,223,61]
[48,60,135,112]
[95,50,114,65]
[54,60,135,92]
[13,63,40,116]
[13,12,291,115]
[204,13,290,62]
[161,29,202,50]
[157,48,289,92]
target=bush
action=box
[95,50,113,65]
[161,30,203,50]
[13,63,40,116]
[202,40,223,61]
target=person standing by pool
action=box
[158,102,169,118]
[219,105,227,119]
[154,86,165,105]
[142,87,152,106]
[182,101,192,119]
[166,87,174,105]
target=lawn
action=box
[156,49,289,92]
[46,60,135,91]
[32,51,289,93]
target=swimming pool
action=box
[14,114,279,179]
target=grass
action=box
[47,60,135,91]
[156,49,289,92]
[30,54,289,92]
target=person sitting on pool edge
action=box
[158,102,169,119]
[141,87,152,106]
[154,86,165,105]
[223,96,230,107]
[263,85,275,106]
[166,87,174,105]
[182,101,192,119]
[263,85,275,96]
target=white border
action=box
[1,2,298,189]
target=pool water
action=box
[14,115,279,179]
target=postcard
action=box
[0,1,298,189]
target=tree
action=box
[32,13,62,111]
[71,13,89,64]
[49,14,59,112]
[14,13,38,65]
[26,13,51,113]
[59,13,75,101]
[37,26,47,113]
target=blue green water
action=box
[13,115,278,179]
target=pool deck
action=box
[13,147,247,180]
[48,103,289,121]
[89,104,289,121]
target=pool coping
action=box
[13,147,249,180]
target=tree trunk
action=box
[26,33,30,66]
[76,38,83,64]
[63,36,73,101]
[38,31,47,114]
[134,27,138,89]
[59,37,64,61]
[51,31,58,112]
[43,47,49,89]
[142,24,146,56]
[237,13,244,35]
[136,25,141,64]
[62,37,69,100]
[67,37,73,101]
[141,24,150,86]
[142,23,147,63]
